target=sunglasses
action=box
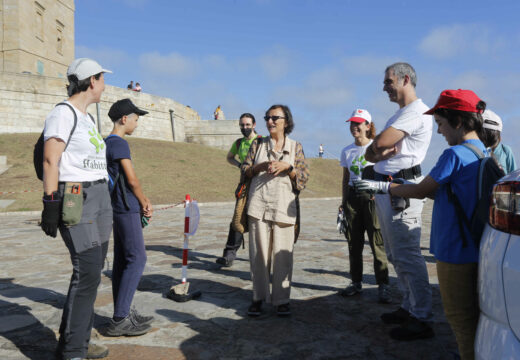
[264,115,285,122]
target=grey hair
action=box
[385,62,417,88]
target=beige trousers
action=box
[248,216,295,306]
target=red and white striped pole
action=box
[181,194,190,284]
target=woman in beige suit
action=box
[241,104,309,317]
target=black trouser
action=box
[57,241,108,359]
[56,182,112,359]
[222,223,244,259]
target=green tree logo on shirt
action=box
[350,155,368,176]
[88,127,105,154]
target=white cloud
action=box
[203,54,229,69]
[75,45,128,70]
[341,55,398,76]
[139,52,199,78]
[418,24,505,60]
[272,66,353,111]
[449,71,488,92]
[258,46,292,81]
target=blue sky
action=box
[76,0,520,172]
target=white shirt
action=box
[340,141,374,185]
[374,99,433,175]
[43,101,108,182]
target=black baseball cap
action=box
[108,98,148,121]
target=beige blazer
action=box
[247,136,298,225]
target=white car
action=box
[476,169,520,359]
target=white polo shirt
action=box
[374,99,433,175]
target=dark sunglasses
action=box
[264,115,285,122]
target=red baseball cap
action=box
[424,89,483,115]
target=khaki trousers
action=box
[437,260,479,360]
[344,189,389,284]
[248,216,295,306]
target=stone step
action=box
[0,155,9,175]
[0,200,15,208]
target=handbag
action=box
[294,190,301,243]
[231,174,250,234]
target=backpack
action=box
[33,103,94,180]
[447,143,505,247]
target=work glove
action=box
[41,192,61,237]
[353,179,390,194]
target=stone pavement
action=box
[0,198,457,360]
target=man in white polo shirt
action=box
[363,62,433,341]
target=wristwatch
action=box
[287,165,294,174]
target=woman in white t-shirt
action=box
[41,58,112,360]
[338,109,390,303]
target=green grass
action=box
[0,134,342,212]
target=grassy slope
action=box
[0,134,342,212]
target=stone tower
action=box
[0,0,74,78]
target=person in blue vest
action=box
[355,89,488,359]
[105,98,154,336]
[216,113,261,267]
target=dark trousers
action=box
[112,212,147,318]
[57,182,112,359]
[222,223,244,259]
[57,241,109,359]
[344,189,389,284]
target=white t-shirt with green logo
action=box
[340,140,374,185]
[43,101,108,182]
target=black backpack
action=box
[447,143,505,247]
[33,103,94,181]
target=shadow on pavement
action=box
[146,244,251,281]
[157,288,457,360]
[0,278,65,309]
[0,298,58,360]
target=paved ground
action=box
[0,198,457,360]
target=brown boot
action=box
[86,343,109,359]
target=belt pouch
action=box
[62,182,83,226]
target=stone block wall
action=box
[0,0,75,77]
[0,71,241,149]
[184,120,242,149]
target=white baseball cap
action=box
[482,109,502,132]
[347,109,372,124]
[67,58,112,81]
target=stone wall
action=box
[0,71,241,149]
[0,0,75,77]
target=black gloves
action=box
[41,192,61,237]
